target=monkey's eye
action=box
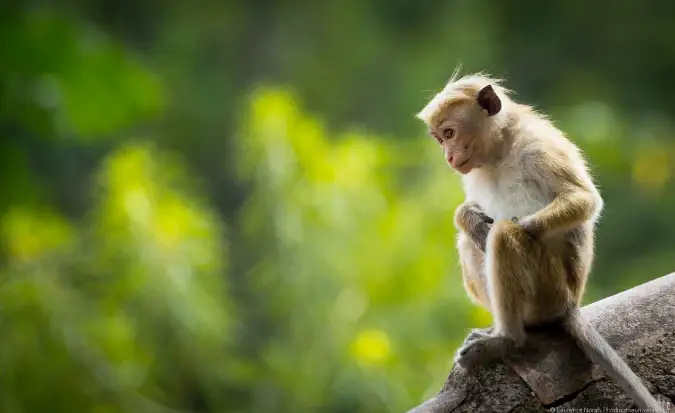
[444,128,455,139]
[429,132,443,145]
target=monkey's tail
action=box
[562,306,667,413]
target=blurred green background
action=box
[2,1,675,412]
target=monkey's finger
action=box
[471,209,493,223]
[468,205,485,214]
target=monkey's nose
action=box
[447,155,454,166]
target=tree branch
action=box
[407,273,675,412]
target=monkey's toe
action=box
[463,327,493,344]
[454,336,509,371]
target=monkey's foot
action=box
[463,327,494,345]
[454,335,514,371]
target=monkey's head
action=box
[417,74,510,175]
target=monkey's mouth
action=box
[457,158,471,168]
[454,153,474,174]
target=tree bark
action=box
[407,273,675,412]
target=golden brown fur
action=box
[417,73,665,412]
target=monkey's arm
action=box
[520,150,603,238]
[454,202,494,252]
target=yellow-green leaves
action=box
[1,208,74,263]
[632,144,670,194]
[352,329,393,367]
[235,87,484,410]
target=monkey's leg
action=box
[485,220,536,340]
[458,232,490,308]
[457,232,495,345]
[455,220,537,370]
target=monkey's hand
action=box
[510,216,538,239]
[455,203,494,252]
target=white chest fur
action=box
[462,164,553,221]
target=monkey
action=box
[416,72,666,412]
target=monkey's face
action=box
[430,104,493,175]
[426,85,503,175]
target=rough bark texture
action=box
[407,273,675,413]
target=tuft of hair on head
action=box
[416,70,511,126]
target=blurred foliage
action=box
[1,1,674,412]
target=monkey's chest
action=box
[464,174,552,221]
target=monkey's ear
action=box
[477,85,502,116]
